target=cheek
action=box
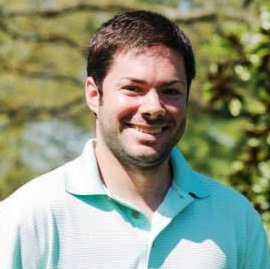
[101,95,139,119]
[117,95,140,112]
[166,102,186,118]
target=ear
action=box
[85,77,100,115]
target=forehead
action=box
[114,46,183,63]
[107,46,185,76]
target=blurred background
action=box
[0,0,269,241]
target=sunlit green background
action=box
[0,0,269,244]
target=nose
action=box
[139,90,165,119]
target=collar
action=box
[65,139,211,199]
[64,139,107,195]
[170,148,211,199]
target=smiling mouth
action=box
[126,123,168,134]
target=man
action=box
[0,10,268,269]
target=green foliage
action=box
[0,0,269,240]
[201,6,270,233]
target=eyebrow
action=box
[159,80,187,88]
[118,78,187,87]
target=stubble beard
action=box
[99,117,186,171]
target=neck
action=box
[94,142,172,219]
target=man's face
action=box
[87,46,188,168]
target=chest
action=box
[35,196,240,269]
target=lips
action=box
[125,123,169,134]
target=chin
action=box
[123,149,170,168]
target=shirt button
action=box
[131,210,140,219]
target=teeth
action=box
[134,126,163,134]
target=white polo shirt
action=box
[0,139,269,268]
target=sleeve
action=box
[242,207,270,269]
[0,200,23,269]
[0,196,50,269]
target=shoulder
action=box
[192,169,262,222]
[0,139,98,220]
[172,148,256,212]
[171,148,256,212]
[0,158,77,218]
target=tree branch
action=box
[0,96,85,131]
[0,3,255,25]
[0,65,83,86]
[0,20,80,48]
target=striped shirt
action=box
[0,139,269,268]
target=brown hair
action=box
[87,10,195,96]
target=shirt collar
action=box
[170,147,211,199]
[65,139,211,199]
[64,139,106,195]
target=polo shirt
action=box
[0,139,269,268]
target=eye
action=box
[162,88,181,96]
[121,85,142,96]
[124,86,140,92]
